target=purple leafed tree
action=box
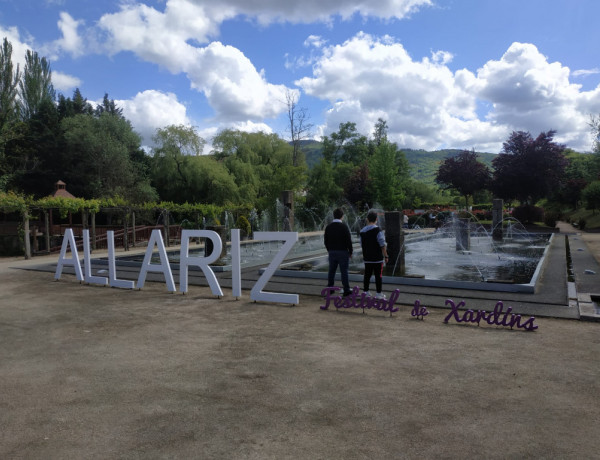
[435,150,491,208]
[492,130,567,206]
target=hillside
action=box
[403,148,496,185]
[299,141,497,186]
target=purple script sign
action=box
[411,300,429,320]
[320,286,400,314]
[443,299,538,331]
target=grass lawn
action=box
[565,208,600,231]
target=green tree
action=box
[152,124,207,201]
[436,150,491,209]
[57,88,94,119]
[582,181,600,214]
[152,125,239,205]
[405,180,445,209]
[6,46,58,195]
[0,38,21,191]
[0,38,20,129]
[372,118,388,147]
[195,156,240,206]
[19,99,62,196]
[95,93,124,117]
[368,141,410,210]
[305,159,343,215]
[153,124,205,157]
[343,163,372,209]
[591,115,600,155]
[0,96,62,196]
[589,115,600,179]
[551,149,597,209]
[322,122,368,166]
[211,129,305,210]
[62,112,156,201]
[18,50,55,120]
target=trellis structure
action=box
[0,192,252,259]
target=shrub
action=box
[480,210,493,221]
[235,215,251,237]
[512,205,544,224]
[544,210,562,228]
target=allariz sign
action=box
[54,228,300,305]
[54,228,538,331]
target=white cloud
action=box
[96,2,288,122]
[304,35,327,48]
[53,12,84,57]
[185,42,289,122]
[572,68,600,78]
[227,119,274,133]
[2,0,431,142]
[115,90,192,147]
[0,25,33,69]
[285,35,329,70]
[297,32,492,150]
[473,42,599,150]
[6,1,599,152]
[52,71,81,92]
[219,0,432,23]
[430,49,453,66]
[90,0,433,128]
[297,35,600,152]
[97,1,226,73]
[1,24,82,95]
[29,12,84,60]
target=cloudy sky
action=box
[1,0,599,153]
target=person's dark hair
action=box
[333,208,344,219]
[367,211,377,223]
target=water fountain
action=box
[275,210,553,294]
[260,209,271,232]
[101,201,553,294]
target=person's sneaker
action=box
[375,292,386,300]
[363,291,372,297]
[343,290,352,297]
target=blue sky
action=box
[1,0,599,153]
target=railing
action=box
[0,223,20,236]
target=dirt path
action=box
[0,267,599,459]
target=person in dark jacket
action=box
[324,208,353,297]
[359,211,389,299]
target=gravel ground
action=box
[1,261,599,459]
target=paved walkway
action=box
[555,221,600,320]
[0,224,599,458]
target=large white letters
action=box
[83,229,108,286]
[230,229,242,298]
[107,231,135,289]
[55,228,83,281]
[179,230,223,296]
[54,228,300,304]
[250,232,299,305]
[137,229,176,292]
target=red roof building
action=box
[52,180,76,199]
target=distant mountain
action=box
[402,148,496,185]
[298,140,325,169]
[298,141,497,186]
